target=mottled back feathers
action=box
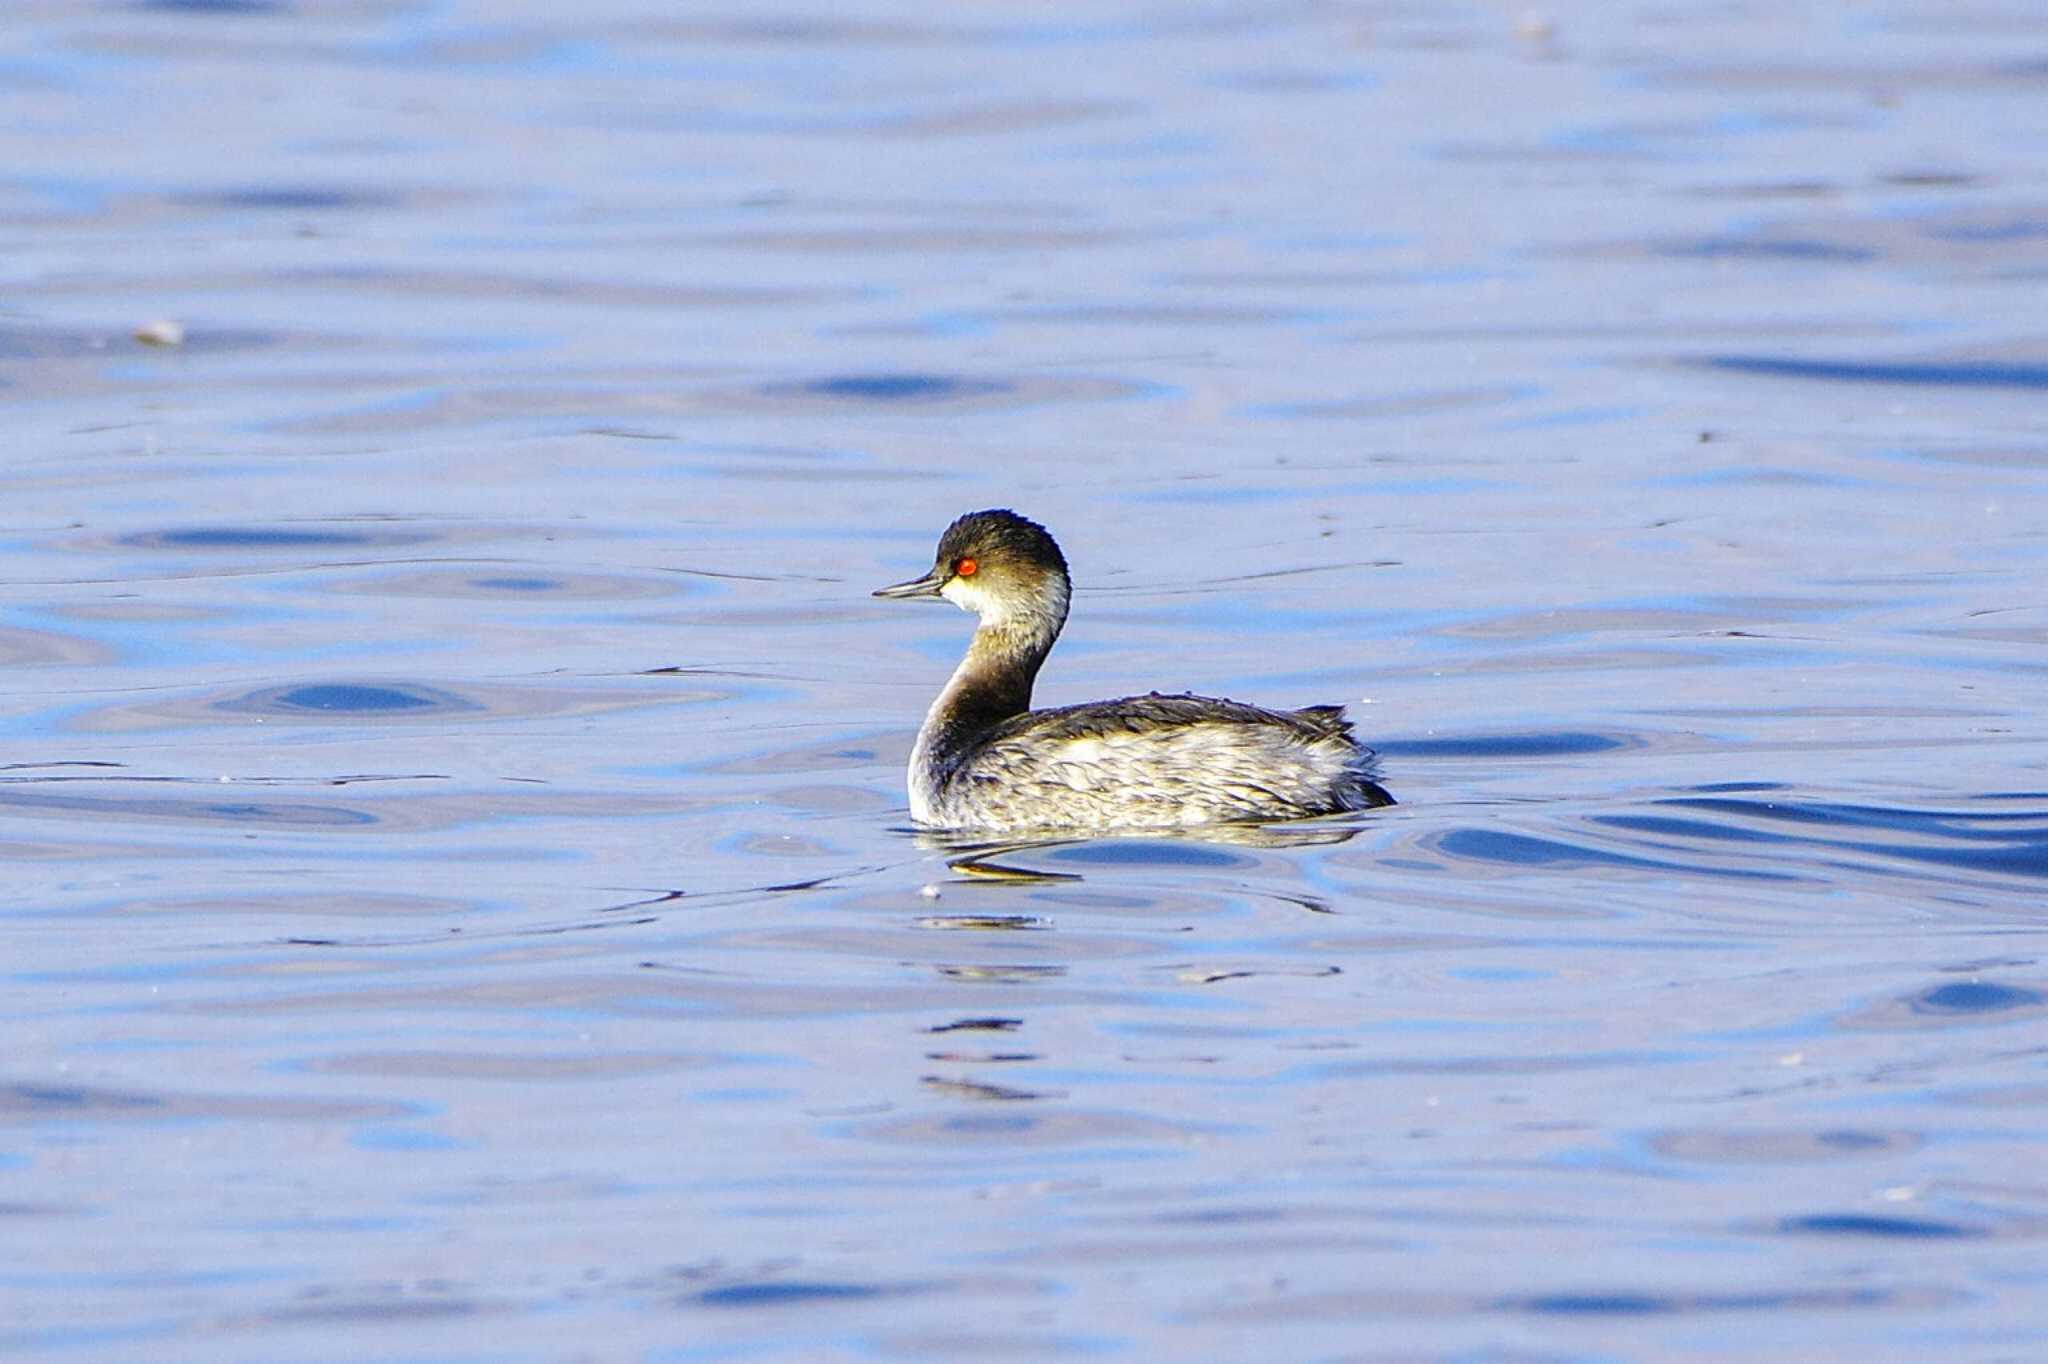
[935,691,1387,831]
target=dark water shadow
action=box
[726,370,1150,414]
[1651,1126,1923,1165]
[216,682,483,719]
[0,1082,407,1124]
[1433,825,1803,882]
[73,674,719,734]
[1375,730,1634,759]
[1840,976,2048,1032]
[695,1280,913,1308]
[1705,355,2048,390]
[1194,1281,1960,1321]
[1599,795,2048,882]
[1775,1213,1988,1240]
[136,0,288,12]
[0,789,379,830]
[175,185,400,212]
[120,526,430,552]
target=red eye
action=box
[954,557,978,577]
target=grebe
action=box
[873,509,1389,832]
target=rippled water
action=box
[5,2,2047,1359]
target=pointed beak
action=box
[872,567,947,600]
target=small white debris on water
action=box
[919,884,941,900]
[134,319,186,347]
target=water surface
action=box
[3,2,2046,1360]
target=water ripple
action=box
[736,370,1146,413]
[0,1082,405,1124]
[74,676,721,732]
[1607,796,2048,882]
[1707,355,2048,390]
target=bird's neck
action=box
[910,581,1068,809]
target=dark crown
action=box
[935,509,1068,577]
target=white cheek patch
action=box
[941,576,996,619]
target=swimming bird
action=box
[873,509,1389,832]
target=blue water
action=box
[2,2,2045,1361]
